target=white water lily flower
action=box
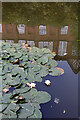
[45,80,51,86]
[30,83,36,88]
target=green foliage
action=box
[0,42,63,118]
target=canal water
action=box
[1,2,80,119]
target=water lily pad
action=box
[0,93,11,104]
[3,109,17,118]
[49,67,62,76]
[35,75,42,82]
[0,42,64,119]
[30,103,41,109]
[27,74,35,83]
[48,59,58,68]
[11,67,24,76]
[37,56,48,64]
[18,103,34,118]
[1,113,9,118]
[3,102,20,114]
[14,52,22,58]
[21,88,38,102]
[9,76,21,86]
[0,104,8,112]
[13,87,30,94]
[20,55,28,61]
[32,91,51,104]
[39,68,48,77]
[29,108,42,118]
[32,64,41,72]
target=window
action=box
[18,40,26,44]
[27,41,35,47]
[17,24,25,34]
[39,25,46,35]
[61,26,68,35]
[58,41,67,56]
[0,24,2,33]
[6,40,14,43]
[39,41,53,52]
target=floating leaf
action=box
[0,42,64,119]
[0,104,8,112]
[18,103,34,118]
[47,59,58,68]
[29,108,42,118]
[49,67,62,76]
[13,87,30,94]
[32,91,51,104]
[37,56,48,64]
[56,67,64,75]
[0,93,11,104]
[3,102,20,114]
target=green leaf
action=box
[38,68,48,77]
[35,75,42,82]
[0,104,8,112]
[3,102,20,114]
[32,91,51,104]
[29,108,42,118]
[37,56,48,64]
[49,67,61,76]
[13,87,30,94]
[19,103,34,118]
[3,109,17,118]
[32,64,41,72]
[14,52,22,58]
[21,88,38,101]
[0,93,11,104]
[9,76,21,86]
[47,59,58,68]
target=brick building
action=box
[1,24,79,74]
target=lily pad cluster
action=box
[0,41,63,118]
[0,88,51,118]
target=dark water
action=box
[36,61,79,118]
[1,2,80,119]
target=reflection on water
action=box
[58,41,67,56]
[17,24,25,34]
[1,2,79,118]
[39,25,47,35]
[60,26,68,35]
[38,41,53,52]
[1,23,80,74]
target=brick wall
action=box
[2,24,75,41]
